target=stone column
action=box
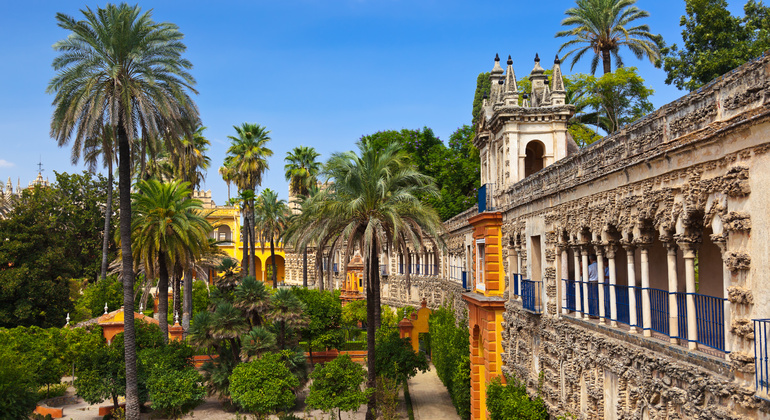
[639,242,652,337]
[623,241,639,334]
[572,245,582,314]
[679,240,699,350]
[581,246,590,319]
[606,243,618,327]
[560,243,569,315]
[595,242,606,324]
[713,236,731,355]
[662,238,679,344]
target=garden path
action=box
[408,364,460,420]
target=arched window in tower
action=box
[525,140,545,177]
[217,225,232,242]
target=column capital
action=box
[620,238,636,251]
[660,234,678,251]
[592,241,605,256]
[604,242,618,259]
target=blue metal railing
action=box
[462,271,468,290]
[694,293,727,351]
[648,288,669,335]
[380,264,387,276]
[521,278,542,313]
[754,319,770,396]
[512,273,520,297]
[333,263,339,274]
[587,282,599,317]
[614,284,631,325]
[563,278,577,312]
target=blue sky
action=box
[0,0,749,205]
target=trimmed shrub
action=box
[306,354,369,419]
[428,303,470,419]
[486,375,548,420]
[146,367,205,417]
[230,352,299,418]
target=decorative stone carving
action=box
[726,253,752,272]
[728,286,754,305]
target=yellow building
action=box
[194,190,286,284]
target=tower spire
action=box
[551,54,567,106]
[503,55,518,106]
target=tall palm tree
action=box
[555,0,660,74]
[131,179,211,341]
[289,141,444,419]
[284,146,321,288]
[48,5,198,418]
[255,188,289,288]
[81,124,118,281]
[268,288,307,349]
[175,124,211,191]
[224,123,273,278]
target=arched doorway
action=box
[525,140,545,177]
[266,255,286,284]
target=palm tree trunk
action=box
[99,163,113,281]
[365,246,378,420]
[249,199,257,278]
[174,266,182,321]
[183,267,193,336]
[117,125,140,420]
[602,49,612,74]
[243,214,251,271]
[158,251,169,344]
[302,246,308,288]
[270,239,278,288]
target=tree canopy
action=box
[661,0,770,91]
[359,127,479,220]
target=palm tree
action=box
[255,189,289,288]
[48,5,198,417]
[285,146,321,200]
[131,179,211,341]
[224,123,273,278]
[80,125,117,281]
[289,141,444,419]
[268,288,307,349]
[555,0,660,74]
[174,124,211,191]
[284,146,321,288]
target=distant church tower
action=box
[474,54,577,191]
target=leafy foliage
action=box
[570,67,654,133]
[486,375,548,420]
[306,354,370,419]
[428,304,471,420]
[146,367,205,418]
[359,127,479,220]
[229,352,299,418]
[375,328,429,385]
[0,347,38,420]
[293,288,345,356]
[71,276,124,323]
[661,0,770,90]
[0,172,115,327]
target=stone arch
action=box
[525,140,546,177]
[265,254,285,283]
[216,225,232,242]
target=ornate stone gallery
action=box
[293,52,770,419]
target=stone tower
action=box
[474,54,576,191]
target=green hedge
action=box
[428,302,470,420]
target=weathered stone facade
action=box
[286,53,770,419]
